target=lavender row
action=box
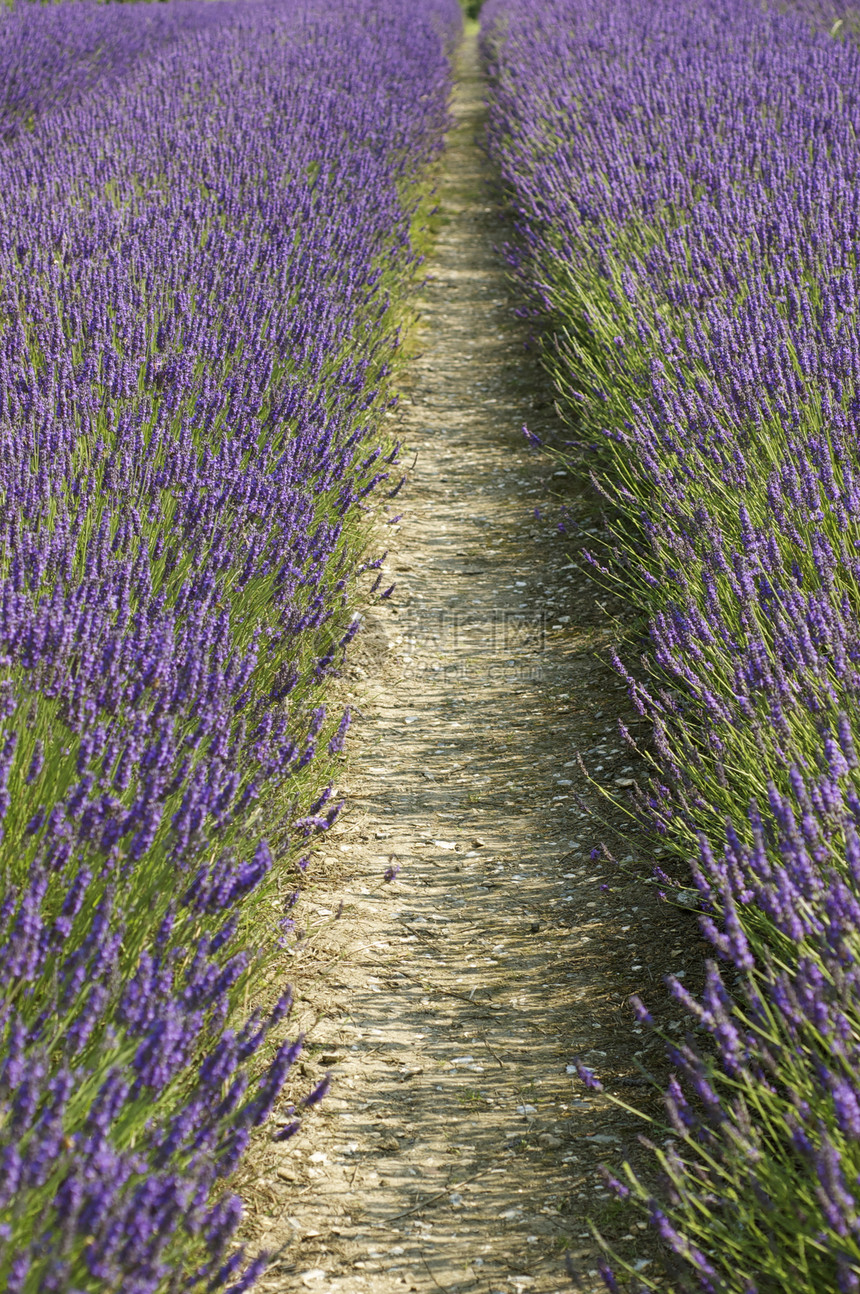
[482,0,860,1289]
[0,0,229,141]
[775,0,860,33]
[0,1,459,1289]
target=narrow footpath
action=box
[242,31,700,1294]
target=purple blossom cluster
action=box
[774,0,860,33]
[482,0,860,1289]
[0,0,458,1287]
[0,0,227,140]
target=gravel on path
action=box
[241,29,699,1294]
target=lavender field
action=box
[483,0,860,1288]
[0,0,458,1288]
[7,0,860,1290]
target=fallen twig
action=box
[479,1031,505,1068]
[388,1165,497,1223]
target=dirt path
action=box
[242,31,700,1294]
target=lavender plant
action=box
[773,0,860,34]
[0,0,231,139]
[0,0,459,1288]
[483,0,860,1288]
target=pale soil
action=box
[240,31,703,1294]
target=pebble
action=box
[674,889,700,908]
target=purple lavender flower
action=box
[0,0,460,1286]
[483,0,860,1286]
